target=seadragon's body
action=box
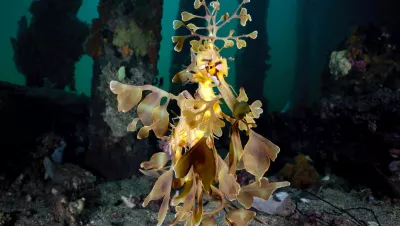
[109,0,289,225]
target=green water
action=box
[0,0,299,111]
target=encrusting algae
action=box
[109,0,290,225]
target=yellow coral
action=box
[109,0,289,225]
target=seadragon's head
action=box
[171,0,257,99]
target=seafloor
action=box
[0,175,399,226]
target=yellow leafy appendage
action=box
[109,1,290,225]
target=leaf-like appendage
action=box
[181,11,196,22]
[193,180,204,225]
[223,40,234,48]
[172,69,194,83]
[137,126,152,139]
[127,118,140,132]
[140,152,170,170]
[173,20,185,30]
[210,1,220,11]
[237,177,290,209]
[236,39,247,49]
[186,23,198,32]
[183,98,225,138]
[217,155,240,201]
[237,87,248,102]
[171,174,197,225]
[242,130,280,183]
[172,36,186,52]
[171,177,194,206]
[190,40,201,52]
[151,105,170,138]
[249,100,263,118]
[239,8,251,26]
[248,30,258,39]
[238,114,256,131]
[182,110,198,129]
[109,81,143,112]
[227,126,243,173]
[142,169,173,226]
[220,13,230,22]
[233,102,250,120]
[194,0,202,9]
[174,138,217,193]
[137,92,161,126]
[225,209,256,226]
[139,168,163,178]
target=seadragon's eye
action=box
[208,64,216,74]
[210,61,224,75]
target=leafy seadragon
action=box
[109,0,290,225]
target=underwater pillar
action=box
[10,0,89,90]
[84,0,164,179]
[292,0,311,108]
